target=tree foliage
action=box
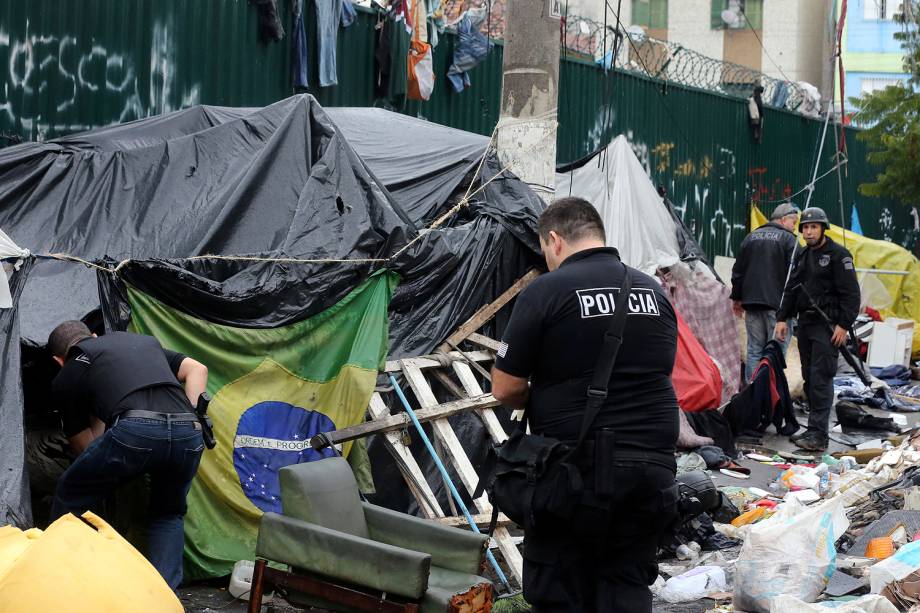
[853,0,920,205]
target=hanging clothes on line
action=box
[315,0,342,86]
[446,7,491,93]
[292,0,309,87]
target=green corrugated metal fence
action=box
[0,1,910,259]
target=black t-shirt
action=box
[53,345,190,437]
[495,247,679,454]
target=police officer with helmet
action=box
[48,321,209,590]
[775,207,860,451]
[492,197,680,612]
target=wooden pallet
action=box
[315,351,520,583]
[311,270,539,586]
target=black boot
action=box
[790,429,809,442]
[794,432,828,452]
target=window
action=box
[711,0,763,30]
[863,0,902,21]
[860,76,904,94]
[632,0,668,30]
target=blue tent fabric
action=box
[851,204,864,235]
[447,12,491,93]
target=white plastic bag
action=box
[770,593,897,612]
[733,498,850,613]
[870,540,920,593]
[660,566,727,603]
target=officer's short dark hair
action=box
[48,321,92,358]
[538,197,606,244]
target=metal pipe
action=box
[388,374,513,592]
[855,268,911,276]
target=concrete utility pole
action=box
[495,0,562,203]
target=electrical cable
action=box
[739,7,795,84]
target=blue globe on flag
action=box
[232,400,337,512]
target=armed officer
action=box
[731,201,799,379]
[492,197,679,613]
[48,321,209,590]
[775,207,860,451]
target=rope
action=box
[34,139,510,276]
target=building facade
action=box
[840,0,913,111]
[568,0,835,97]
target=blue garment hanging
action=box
[292,0,309,88]
[447,12,491,93]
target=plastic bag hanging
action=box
[407,0,435,100]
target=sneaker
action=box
[794,432,828,452]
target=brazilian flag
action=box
[126,271,397,579]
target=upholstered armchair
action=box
[249,456,493,613]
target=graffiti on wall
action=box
[0,21,200,140]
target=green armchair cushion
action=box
[256,512,431,600]
[279,457,369,538]
[363,502,489,575]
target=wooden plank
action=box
[435,513,513,530]
[401,361,489,509]
[366,393,444,519]
[466,333,502,352]
[310,394,500,448]
[399,360,523,585]
[437,268,540,353]
[384,350,493,373]
[452,361,509,445]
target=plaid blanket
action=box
[660,268,742,403]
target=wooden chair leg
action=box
[248,558,267,613]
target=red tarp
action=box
[672,309,723,412]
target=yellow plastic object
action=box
[730,506,770,528]
[751,205,920,356]
[0,512,182,612]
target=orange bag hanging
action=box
[407,0,435,100]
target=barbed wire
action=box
[559,14,813,114]
[440,0,817,116]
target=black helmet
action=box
[799,206,829,231]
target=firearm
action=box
[793,283,901,410]
[195,392,216,449]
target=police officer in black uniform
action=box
[775,207,860,451]
[48,321,209,590]
[492,197,679,612]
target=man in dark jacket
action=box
[731,202,799,379]
[775,207,861,451]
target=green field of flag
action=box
[127,271,397,579]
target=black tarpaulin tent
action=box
[0,94,543,527]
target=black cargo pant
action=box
[522,460,678,613]
[797,316,839,438]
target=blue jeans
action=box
[744,309,792,380]
[315,0,342,86]
[51,417,204,590]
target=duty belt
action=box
[117,409,198,423]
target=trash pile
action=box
[659,430,920,612]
